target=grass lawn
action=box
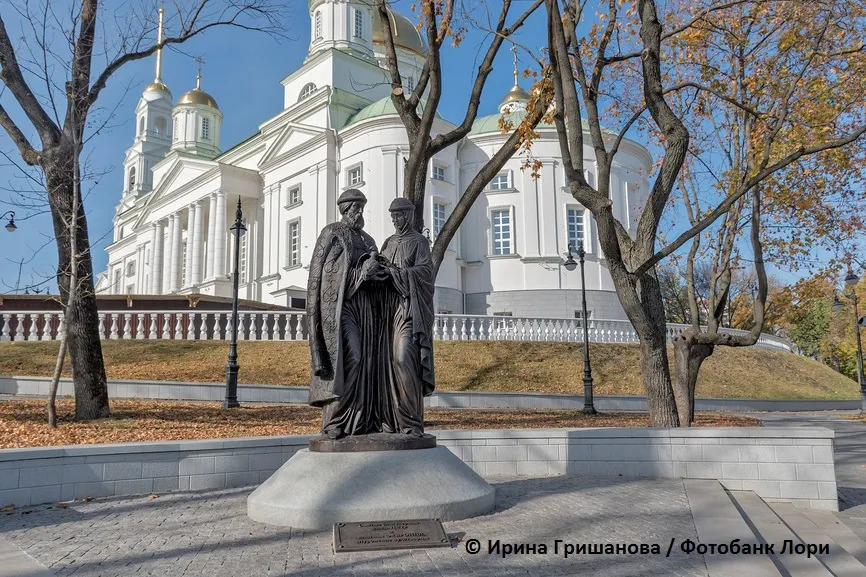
[0,340,857,400]
[0,399,761,449]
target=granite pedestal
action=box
[247,446,495,529]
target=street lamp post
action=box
[834,269,865,413]
[224,197,246,409]
[565,241,596,415]
[2,211,16,232]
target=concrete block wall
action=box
[434,427,838,511]
[433,287,464,314]
[0,427,837,511]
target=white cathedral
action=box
[99,0,652,321]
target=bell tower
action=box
[122,7,173,201]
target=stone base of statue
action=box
[247,443,495,529]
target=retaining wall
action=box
[0,376,858,412]
[0,427,837,511]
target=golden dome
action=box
[372,8,426,56]
[176,87,219,110]
[501,84,531,105]
[144,81,170,94]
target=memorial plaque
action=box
[333,519,451,552]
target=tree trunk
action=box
[672,332,713,427]
[639,334,680,426]
[44,154,110,421]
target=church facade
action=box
[99,0,652,321]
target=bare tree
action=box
[374,0,550,275]
[544,0,866,426]
[0,0,287,420]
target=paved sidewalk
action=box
[747,411,866,541]
[0,476,709,577]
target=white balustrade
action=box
[0,309,798,353]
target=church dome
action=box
[177,87,219,109]
[372,8,426,55]
[501,84,531,106]
[144,81,171,95]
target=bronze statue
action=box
[306,191,435,442]
[379,198,436,437]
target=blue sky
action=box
[0,1,859,293]
[0,1,550,292]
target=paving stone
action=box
[0,476,708,577]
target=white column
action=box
[149,223,160,293]
[162,216,174,293]
[213,189,227,278]
[192,200,204,285]
[185,204,195,286]
[260,185,274,278]
[206,192,217,279]
[170,212,183,292]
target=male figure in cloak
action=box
[379,197,436,436]
[307,189,389,439]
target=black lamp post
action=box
[565,241,596,414]
[834,269,865,413]
[224,197,246,409]
[2,211,16,232]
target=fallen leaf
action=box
[147,494,159,499]
[0,505,14,512]
[57,503,68,509]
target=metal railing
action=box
[0,310,797,352]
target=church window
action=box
[128,166,136,189]
[432,165,446,181]
[181,242,187,286]
[433,202,446,237]
[138,117,145,135]
[299,83,316,101]
[566,207,586,250]
[113,269,122,294]
[354,10,363,39]
[347,164,363,186]
[489,171,511,191]
[287,185,302,206]
[201,117,210,140]
[406,76,414,93]
[125,261,136,277]
[287,219,301,267]
[315,11,322,39]
[574,309,593,328]
[491,207,513,255]
[173,117,179,140]
[155,117,167,136]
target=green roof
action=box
[344,96,441,127]
[469,110,614,136]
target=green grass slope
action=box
[0,340,857,400]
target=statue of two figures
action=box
[306,189,436,441]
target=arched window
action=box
[138,117,145,135]
[299,83,316,101]
[128,166,136,189]
[314,11,322,39]
[173,117,179,141]
[201,117,210,140]
[154,117,167,136]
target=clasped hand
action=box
[360,256,392,282]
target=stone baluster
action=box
[0,313,10,341]
[186,313,196,340]
[97,313,106,339]
[136,314,145,339]
[13,314,24,340]
[160,314,170,339]
[238,313,247,341]
[146,313,156,339]
[57,313,66,340]
[224,314,232,341]
[109,314,119,339]
[249,313,258,341]
[174,314,183,340]
[264,313,273,340]
[459,317,467,341]
[124,313,133,339]
[39,313,49,341]
[26,313,37,340]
